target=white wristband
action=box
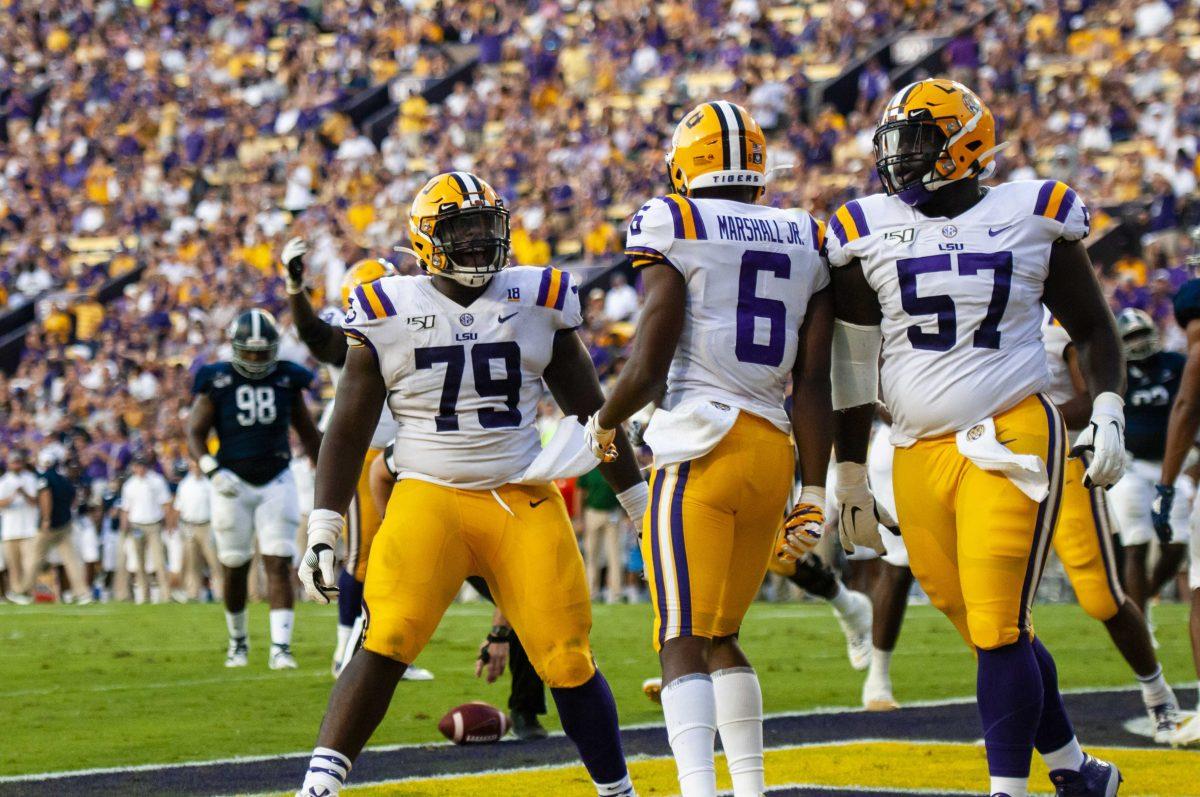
[799,486,826,507]
[616,481,650,523]
[307,508,344,546]
[834,461,868,490]
[199,454,219,476]
[832,320,882,410]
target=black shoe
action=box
[511,711,548,741]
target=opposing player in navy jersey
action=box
[1152,277,1200,747]
[187,309,322,669]
[1108,309,1191,616]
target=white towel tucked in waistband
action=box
[955,417,1048,503]
[643,398,740,469]
[517,415,601,484]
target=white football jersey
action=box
[1041,320,1076,408]
[342,266,582,489]
[626,193,829,434]
[825,180,1090,445]
[318,306,399,450]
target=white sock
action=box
[712,667,765,797]
[990,776,1027,796]
[661,674,718,797]
[270,609,294,647]
[335,623,353,658]
[225,610,247,641]
[301,746,351,795]
[1136,665,1175,708]
[869,647,892,680]
[828,582,854,615]
[595,773,635,796]
[1041,737,1085,772]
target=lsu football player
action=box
[587,101,848,797]
[827,79,1126,797]
[1151,274,1200,748]
[295,172,647,797]
[1107,310,1192,616]
[279,243,433,679]
[186,309,322,669]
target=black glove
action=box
[1151,483,1175,545]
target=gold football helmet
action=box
[340,258,398,311]
[874,78,1007,205]
[665,101,767,199]
[409,172,510,287]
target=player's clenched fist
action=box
[1070,392,1126,489]
[584,414,618,462]
[834,462,891,556]
[777,493,824,562]
[299,508,342,604]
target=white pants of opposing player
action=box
[864,424,909,567]
[1110,458,1193,546]
[210,469,300,567]
[1189,495,1200,591]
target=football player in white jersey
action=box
[1041,318,1179,741]
[827,79,1126,797]
[280,243,434,679]
[295,172,647,797]
[587,101,850,797]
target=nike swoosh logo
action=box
[988,224,1015,237]
[498,312,519,323]
[529,497,548,508]
[997,437,1017,446]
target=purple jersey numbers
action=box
[896,251,1013,352]
[735,250,791,366]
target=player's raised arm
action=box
[544,327,648,519]
[1044,238,1126,488]
[282,237,350,366]
[593,264,684,433]
[301,345,386,603]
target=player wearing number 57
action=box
[587,101,845,797]
[295,172,647,797]
[186,309,322,670]
[828,78,1125,797]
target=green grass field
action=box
[0,600,1193,777]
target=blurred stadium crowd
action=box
[1,0,1198,603]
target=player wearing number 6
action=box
[296,172,647,797]
[587,101,837,797]
[828,79,1125,797]
[186,309,322,670]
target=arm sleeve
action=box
[625,198,678,272]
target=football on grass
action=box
[438,702,510,744]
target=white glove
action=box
[299,509,342,604]
[584,414,618,462]
[281,236,309,294]
[1070,392,1125,489]
[210,469,241,499]
[833,462,891,556]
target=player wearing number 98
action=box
[588,101,836,797]
[829,78,1126,797]
[296,172,646,797]
[186,309,322,671]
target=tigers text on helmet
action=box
[665,101,767,199]
[409,172,510,288]
[229,309,280,379]
[1116,308,1161,361]
[874,78,1008,206]
[340,258,398,310]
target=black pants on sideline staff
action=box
[466,576,546,717]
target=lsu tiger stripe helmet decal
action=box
[409,171,510,288]
[340,258,398,311]
[874,78,1008,206]
[666,101,767,199]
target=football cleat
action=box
[401,665,434,681]
[225,638,249,668]
[1170,712,1200,748]
[862,669,899,712]
[1049,754,1121,796]
[269,644,298,670]
[1148,701,1180,744]
[642,677,663,704]
[834,589,873,671]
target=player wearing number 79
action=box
[186,309,322,670]
[587,101,841,797]
[296,172,647,797]
[828,79,1125,797]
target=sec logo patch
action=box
[941,225,958,238]
[459,313,474,326]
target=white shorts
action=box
[866,424,909,567]
[1189,499,1200,591]
[210,468,300,567]
[1110,458,1192,546]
